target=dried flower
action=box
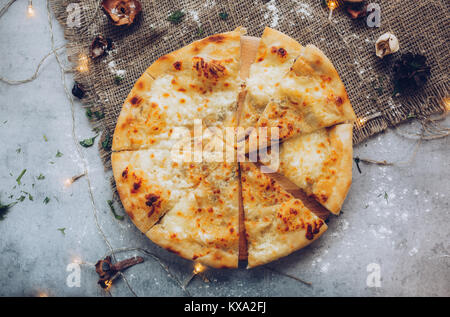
[392,53,431,96]
[344,0,367,19]
[101,0,142,26]
[72,82,85,99]
[95,256,144,289]
[90,35,114,59]
[375,32,399,58]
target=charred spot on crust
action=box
[145,193,159,206]
[335,96,344,106]
[136,81,144,90]
[121,167,129,179]
[277,47,287,58]
[192,57,226,79]
[305,220,324,240]
[165,247,180,255]
[130,95,142,106]
[270,46,287,58]
[145,193,161,217]
[131,179,142,193]
[173,61,182,70]
[206,35,225,43]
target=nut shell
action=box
[375,32,400,58]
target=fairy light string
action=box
[0,0,448,297]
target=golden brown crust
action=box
[112,72,157,151]
[255,44,356,146]
[112,31,242,152]
[254,27,303,64]
[111,29,356,269]
[146,161,239,268]
[322,124,353,214]
[277,124,353,215]
[239,28,303,131]
[240,163,327,268]
[291,44,356,123]
[145,31,241,79]
[112,151,170,233]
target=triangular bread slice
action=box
[146,160,240,268]
[112,130,233,233]
[278,124,353,214]
[113,30,242,151]
[255,44,356,146]
[240,162,327,268]
[239,27,303,133]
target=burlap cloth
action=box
[50,0,449,169]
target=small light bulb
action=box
[64,178,73,188]
[72,256,82,264]
[444,97,450,112]
[328,1,337,10]
[104,280,112,290]
[357,117,368,126]
[27,1,35,17]
[193,262,206,274]
[77,54,89,73]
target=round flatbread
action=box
[112,27,355,268]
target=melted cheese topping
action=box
[240,163,327,267]
[147,161,239,268]
[279,129,331,193]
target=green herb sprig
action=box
[16,169,27,185]
[80,135,98,148]
[219,12,229,20]
[101,134,112,151]
[108,200,124,221]
[167,10,185,24]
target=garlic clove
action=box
[375,32,400,58]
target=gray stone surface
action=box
[0,0,448,297]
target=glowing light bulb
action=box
[327,0,341,20]
[64,178,73,187]
[193,262,206,274]
[357,117,368,126]
[444,97,450,112]
[72,256,82,264]
[104,280,112,291]
[77,54,89,73]
[328,0,337,10]
[27,1,35,17]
